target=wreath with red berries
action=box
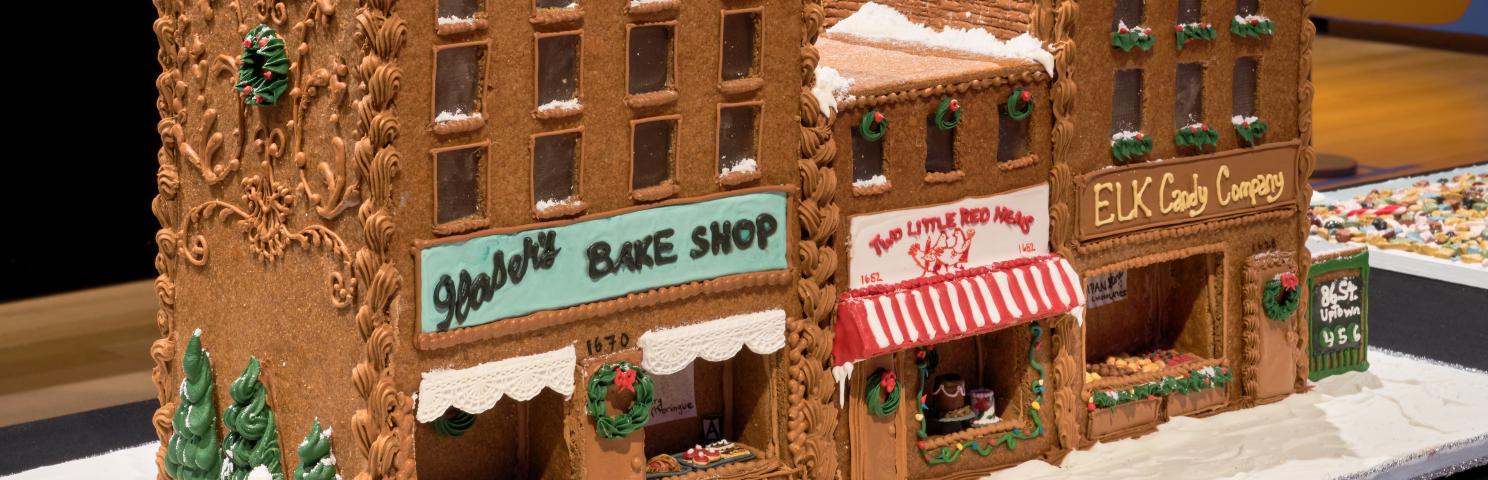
[865,368,901,417]
[1263,272,1302,321]
[586,361,654,439]
[235,24,290,106]
[1006,88,1034,121]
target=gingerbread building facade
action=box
[150,0,1314,479]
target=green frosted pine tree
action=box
[294,418,341,480]
[164,330,222,480]
[222,357,286,480]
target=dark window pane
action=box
[722,12,759,81]
[1113,0,1143,30]
[633,120,675,189]
[998,105,1030,162]
[438,0,480,19]
[536,0,573,8]
[1235,0,1258,16]
[538,34,580,106]
[925,114,956,173]
[1111,69,1143,134]
[436,147,482,223]
[1178,0,1202,24]
[1233,57,1258,117]
[852,128,884,183]
[1176,63,1205,126]
[534,133,578,203]
[719,105,759,172]
[435,45,484,117]
[629,25,673,94]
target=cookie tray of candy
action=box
[645,440,756,478]
[1310,171,1487,267]
[1084,349,1202,383]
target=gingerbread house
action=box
[149,0,1315,478]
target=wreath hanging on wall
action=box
[1006,88,1033,121]
[433,409,476,437]
[586,361,654,439]
[865,368,901,417]
[1263,272,1302,321]
[934,98,962,130]
[236,24,290,106]
[859,110,888,141]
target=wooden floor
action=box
[1312,36,1488,189]
[1,35,1484,427]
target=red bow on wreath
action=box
[614,367,638,393]
[1278,272,1299,291]
[880,371,898,393]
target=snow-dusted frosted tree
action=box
[294,418,341,480]
[222,357,285,480]
[164,330,221,480]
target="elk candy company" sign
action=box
[1076,142,1300,240]
[848,184,1049,289]
[418,190,789,333]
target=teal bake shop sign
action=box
[418,190,788,332]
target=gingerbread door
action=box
[579,351,646,480]
[1243,253,1303,404]
[849,354,904,480]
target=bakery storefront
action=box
[410,189,798,479]
[1070,142,1306,443]
[835,184,1087,478]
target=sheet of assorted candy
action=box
[1085,349,1200,382]
[1311,171,1487,267]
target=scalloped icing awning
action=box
[415,346,576,423]
[637,309,787,375]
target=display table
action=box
[6,349,1485,480]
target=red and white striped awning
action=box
[832,255,1085,367]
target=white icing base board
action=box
[5,350,1487,479]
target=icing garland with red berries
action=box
[236,24,290,106]
[865,368,901,418]
[915,323,1046,465]
[1263,272,1302,321]
[586,361,654,439]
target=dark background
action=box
[1,3,162,302]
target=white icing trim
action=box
[415,346,577,423]
[637,310,787,375]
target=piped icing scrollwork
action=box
[788,0,842,477]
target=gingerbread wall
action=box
[823,0,1038,40]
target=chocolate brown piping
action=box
[432,115,485,136]
[923,170,966,184]
[1046,0,1078,263]
[1294,0,1318,394]
[850,178,893,197]
[414,270,794,350]
[922,420,1029,450]
[997,154,1039,172]
[717,168,764,187]
[434,15,487,37]
[150,4,185,476]
[838,69,1049,111]
[788,0,840,476]
[1075,209,1295,256]
[348,1,412,478]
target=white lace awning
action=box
[637,309,787,375]
[415,346,576,423]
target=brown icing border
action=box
[529,126,586,219]
[839,69,1050,112]
[430,141,493,235]
[531,30,585,117]
[429,39,491,136]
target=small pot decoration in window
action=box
[235,24,290,106]
[1230,15,1275,38]
[1175,123,1220,149]
[1110,131,1152,164]
[1232,115,1268,147]
[1263,272,1301,321]
[859,110,888,141]
[1111,21,1155,52]
[934,98,962,130]
[1006,88,1033,121]
[1174,22,1217,49]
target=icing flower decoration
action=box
[614,366,638,393]
[880,370,898,393]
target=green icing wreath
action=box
[933,98,962,130]
[1263,272,1302,321]
[859,110,887,141]
[1006,88,1033,121]
[236,24,290,106]
[586,361,654,439]
[433,409,476,437]
[865,368,901,418]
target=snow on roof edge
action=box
[824,2,1056,77]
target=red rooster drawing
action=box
[908,227,975,276]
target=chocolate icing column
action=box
[1044,0,1083,460]
[787,0,841,477]
[348,1,413,479]
[151,2,189,479]
[1293,0,1317,392]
